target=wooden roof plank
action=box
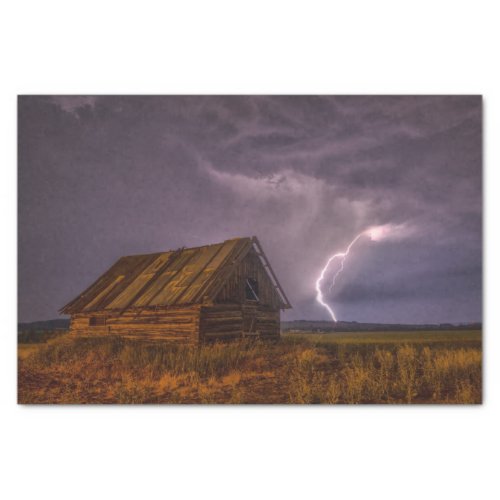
[88,254,161,311]
[60,237,290,314]
[105,253,173,310]
[169,242,228,305]
[199,238,254,302]
[60,254,159,314]
[146,248,202,306]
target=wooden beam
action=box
[251,236,292,309]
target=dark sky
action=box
[18,96,482,324]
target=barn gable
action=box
[215,244,286,309]
[60,237,290,316]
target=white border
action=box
[2,2,499,499]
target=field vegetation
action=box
[18,330,481,404]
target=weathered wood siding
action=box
[215,248,282,308]
[69,305,201,343]
[68,248,282,343]
[201,249,282,340]
[200,304,243,342]
[71,302,280,344]
[242,304,280,339]
[199,304,280,342]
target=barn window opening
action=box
[89,316,106,326]
[245,278,259,301]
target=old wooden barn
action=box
[60,237,291,344]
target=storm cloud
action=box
[18,95,482,323]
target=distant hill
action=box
[18,318,482,333]
[281,320,482,332]
[18,319,70,331]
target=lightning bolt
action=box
[315,224,403,321]
[315,231,367,322]
[329,232,366,292]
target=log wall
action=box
[69,305,201,343]
[70,302,280,344]
[242,304,280,339]
[199,303,280,342]
[199,304,243,342]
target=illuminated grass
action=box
[282,330,481,345]
[18,330,482,404]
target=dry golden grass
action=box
[18,330,482,404]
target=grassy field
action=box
[18,329,482,404]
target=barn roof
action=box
[60,237,291,314]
